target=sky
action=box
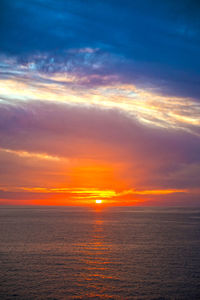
[0,0,200,206]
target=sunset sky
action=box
[0,0,200,205]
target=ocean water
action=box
[0,206,200,299]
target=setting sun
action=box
[95,199,102,204]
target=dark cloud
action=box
[0,0,200,99]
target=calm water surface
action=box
[0,206,200,299]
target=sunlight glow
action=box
[96,199,102,204]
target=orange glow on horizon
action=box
[0,144,191,206]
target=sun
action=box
[95,199,102,204]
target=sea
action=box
[0,206,200,299]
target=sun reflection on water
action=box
[74,209,119,298]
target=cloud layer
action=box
[0,100,200,205]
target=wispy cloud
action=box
[1,55,200,136]
[0,148,60,161]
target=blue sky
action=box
[1,0,200,98]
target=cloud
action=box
[0,148,60,161]
[0,100,200,204]
[1,0,200,100]
[1,56,200,135]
